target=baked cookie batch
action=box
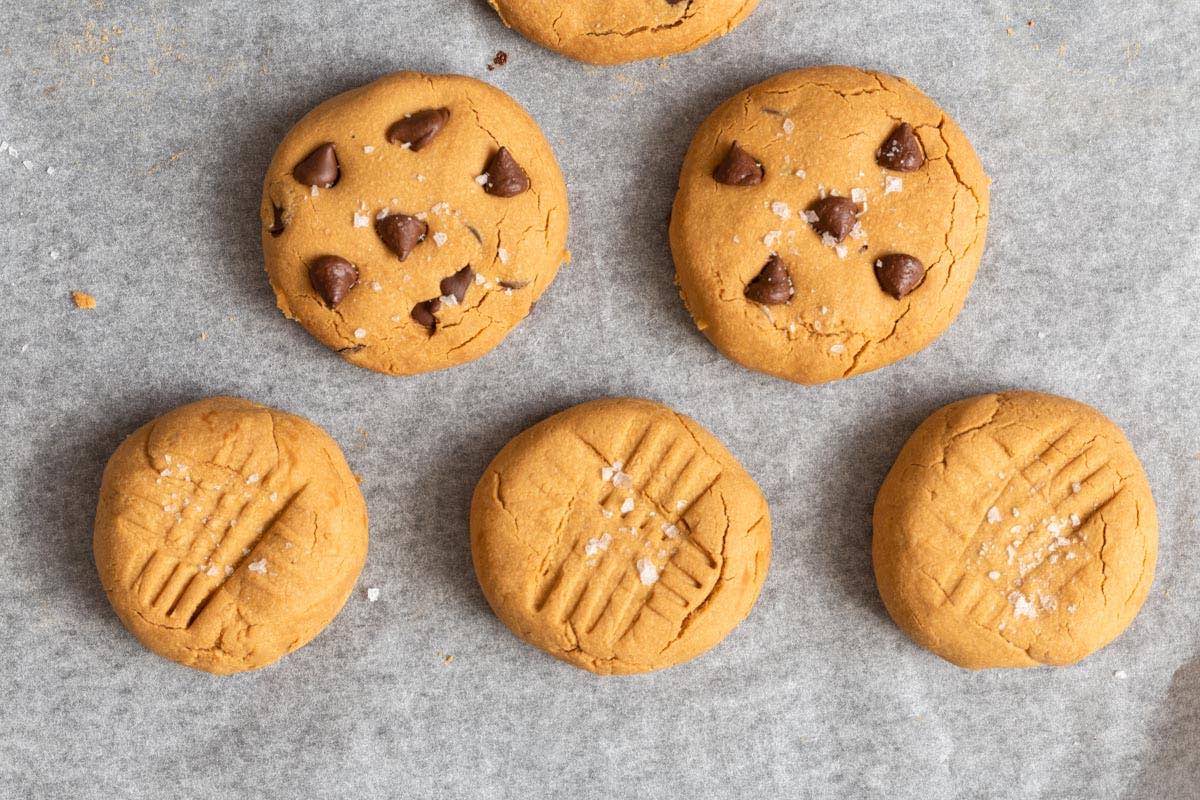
[92,3,1158,676]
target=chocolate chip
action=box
[713,141,764,186]
[411,299,442,332]
[387,108,450,152]
[440,266,474,304]
[877,123,925,172]
[744,254,794,305]
[483,147,530,197]
[375,214,427,261]
[308,256,358,308]
[269,203,285,237]
[874,254,925,298]
[499,279,529,290]
[809,196,861,243]
[292,143,339,187]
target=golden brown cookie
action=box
[261,72,569,376]
[470,398,770,674]
[873,391,1157,669]
[93,397,368,674]
[488,0,760,65]
[670,65,990,384]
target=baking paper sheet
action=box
[2,1,1198,797]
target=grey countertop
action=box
[2,1,1198,797]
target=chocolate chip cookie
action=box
[873,391,1157,669]
[488,0,760,65]
[471,398,771,674]
[93,397,369,674]
[670,66,991,384]
[262,72,570,376]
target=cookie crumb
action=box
[1114,669,1128,680]
[71,291,96,309]
[366,586,380,602]
[487,50,508,71]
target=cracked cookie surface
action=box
[487,0,759,65]
[670,65,991,384]
[873,391,1157,669]
[261,72,569,376]
[93,396,368,674]
[470,397,770,674]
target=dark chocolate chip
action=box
[809,196,861,243]
[483,147,530,197]
[440,266,475,304]
[877,123,925,172]
[744,254,794,305]
[269,203,285,237]
[411,299,442,332]
[713,141,764,186]
[308,255,358,308]
[375,213,428,261]
[387,108,450,152]
[293,143,339,188]
[874,254,926,298]
[499,279,529,290]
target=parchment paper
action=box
[2,1,1198,797]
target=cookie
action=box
[487,0,759,65]
[670,66,990,384]
[873,391,1157,669]
[93,397,368,674]
[261,72,570,376]
[470,398,770,674]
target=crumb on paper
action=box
[366,587,380,602]
[71,291,96,309]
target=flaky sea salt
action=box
[367,587,380,602]
[662,523,679,539]
[851,187,868,204]
[248,559,267,575]
[475,173,489,186]
[987,506,1002,523]
[620,497,635,515]
[636,558,659,586]
[771,201,791,220]
[1072,481,1082,494]
[794,168,806,179]
[353,212,370,228]
[310,185,319,197]
[246,473,260,484]
[782,118,795,135]
[585,533,612,557]
[884,176,903,195]
[763,230,782,247]
[354,328,367,339]
[829,342,846,354]
[363,145,375,154]
[497,247,510,264]
[1010,591,1037,619]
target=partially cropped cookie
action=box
[262,72,569,376]
[488,0,759,65]
[471,398,770,674]
[93,397,368,674]
[873,391,1157,669]
[670,66,990,384]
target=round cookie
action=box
[670,66,990,384]
[93,397,368,674]
[488,0,760,65]
[470,398,771,674]
[873,391,1157,669]
[261,72,569,376]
